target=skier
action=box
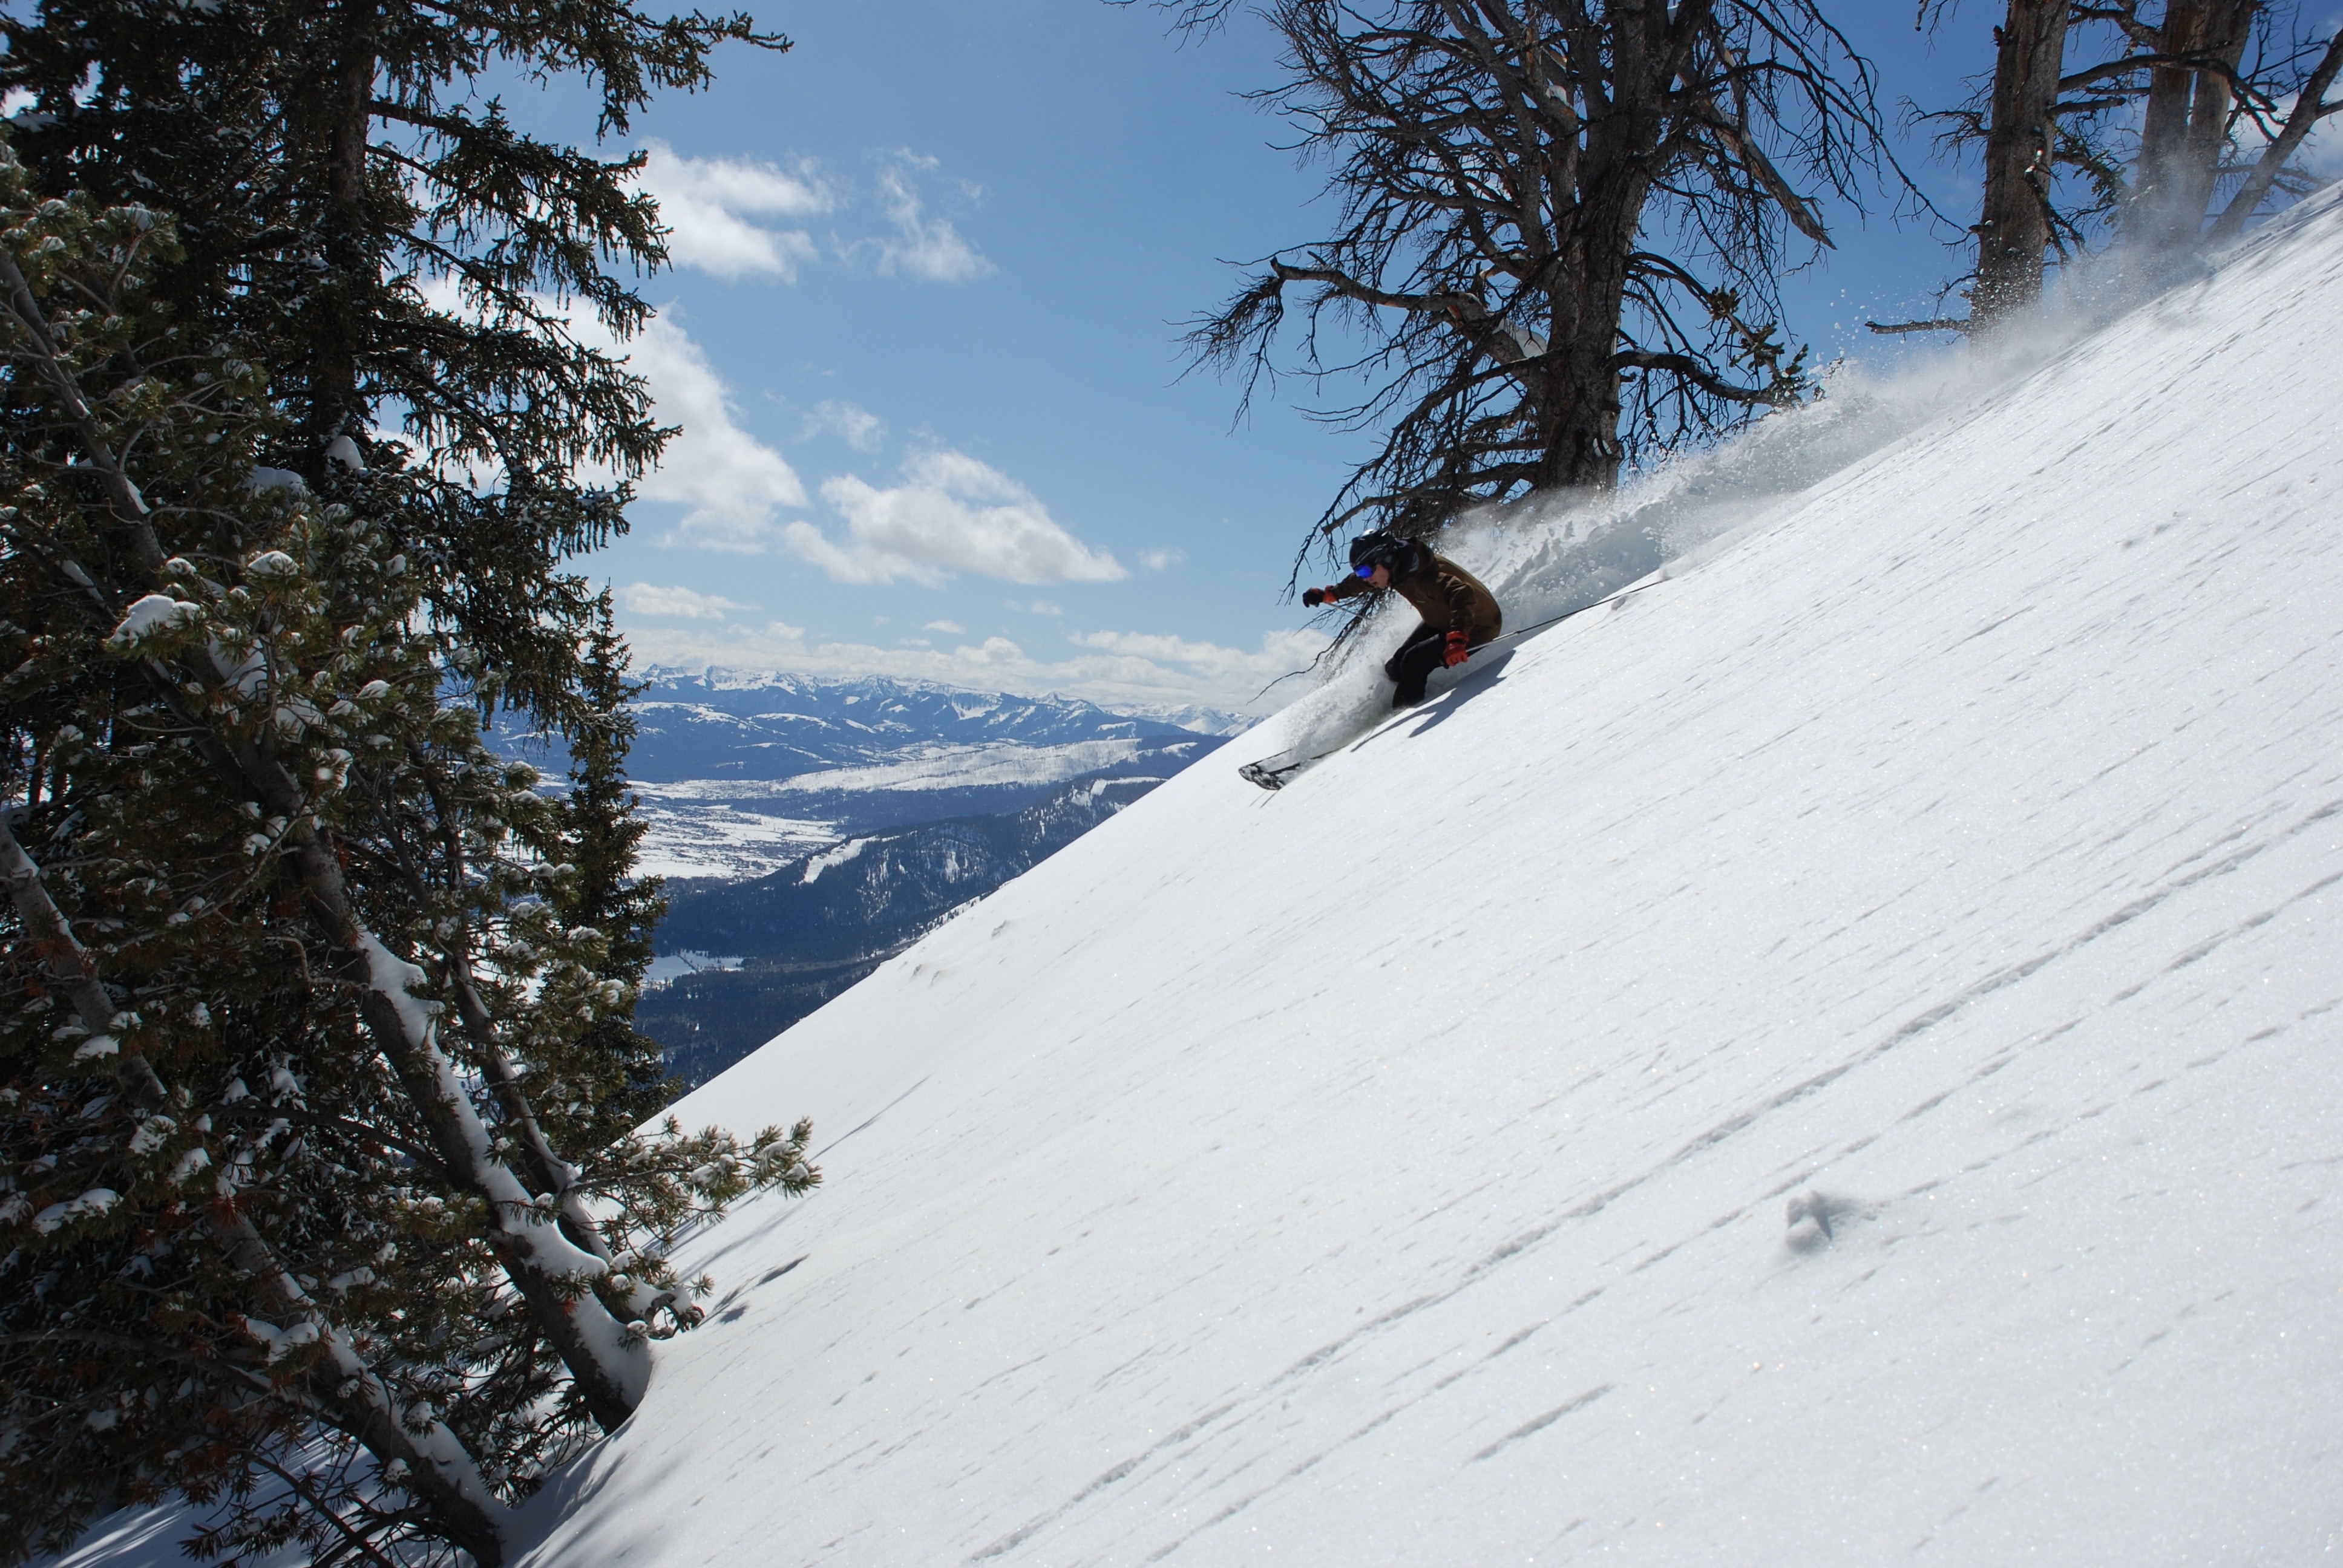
[1303,531,1503,707]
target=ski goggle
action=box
[1353,563,1379,579]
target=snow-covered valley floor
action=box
[59,203,2343,1568]
[492,206,2343,1564]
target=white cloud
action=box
[638,141,830,281]
[923,619,965,634]
[803,398,886,451]
[792,449,1125,586]
[621,315,808,551]
[1139,547,1186,572]
[1067,628,1325,687]
[623,583,758,620]
[1006,598,1065,617]
[865,151,994,283]
[626,621,1326,714]
[634,142,992,286]
[412,271,822,561]
[413,278,805,552]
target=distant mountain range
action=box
[637,774,1158,1085]
[620,670,1244,881]
[629,668,1246,783]
[612,670,1244,1082]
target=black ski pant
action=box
[1383,622,1455,708]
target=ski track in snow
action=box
[59,204,2343,1566]
[488,198,2343,1566]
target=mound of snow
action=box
[510,201,2343,1564]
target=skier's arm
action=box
[1305,575,1371,609]
[1435,558,1479,628]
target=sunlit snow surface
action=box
[508,201,2343,1566]
[65,201,2343,1565]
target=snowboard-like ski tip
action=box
[1239,761,1291,791]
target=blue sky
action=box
[510,2,2021,712]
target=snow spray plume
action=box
[1257,179,2343,764]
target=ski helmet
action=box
[1347,529,1403,571]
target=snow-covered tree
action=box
[0,0,819,1552]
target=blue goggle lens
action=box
[1354,563,1377,579]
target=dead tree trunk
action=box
[2132,0,2258,247]
[1973,0,2070,324]
[1186,0,1890,554]
[2207,28,2343,240]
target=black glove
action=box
[1302,587,1326,608]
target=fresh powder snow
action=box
[508,197,2343,1566]
[56,198,2343,1568]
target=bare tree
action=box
[2119,0,2261,246]
[2079,2,2343,243]
[1895,0,2339,336]
[1171,0,1902,554]
[2207,25,2343,238]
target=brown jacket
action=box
[1328,549,1502,642]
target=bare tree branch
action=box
[2209,27,2343,240]
[1172,0,1901,574]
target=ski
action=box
[1239,760,1298,791]
[1237,652,1505,790]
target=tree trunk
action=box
[1534,113,1654,492]
[1974,0,2069,324]
[2174,1,2254,227]
[2133,0,2257,249]
[1541,245,1634,489]
[307,830,656,1434]
[300,0,381,459]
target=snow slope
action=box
[500,202,2343,1564]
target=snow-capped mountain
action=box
[627,668,1247,784]
[615,670,1238,881]
[478,198,2343,1563]
[614,676,1232,1079]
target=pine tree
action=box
[0,0,784,728]
[545,597,674,1151]
[0,0,821,1553]
[0,168,521,1563]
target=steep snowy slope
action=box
[504,203,2343,1564]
